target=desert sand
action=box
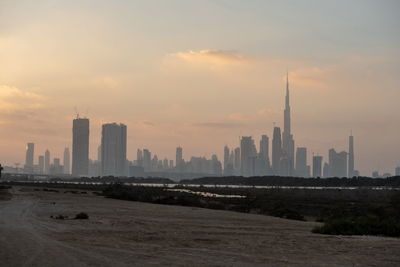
[0,186,399,267]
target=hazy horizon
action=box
[1,0,399,175]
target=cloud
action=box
[0,85,45,113]
[165,49,250,71]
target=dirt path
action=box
[0,186,399,266]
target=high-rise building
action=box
[234,147,240,172]
[323,162,330,178]
[295,147,308,177]
[282,73,295,176]
[143,149,151,171]
[211,154,222,175]
[348,135,355,177]
[272,127,282,175]
[395,167,400,176]
[63,147,70,174]
[101,123,127,176]
[51,158,63,174]
[312,155,323,177]
[24,143,34,173]
[72,117,89,176]
[176,146,183,171]
[38,155,44,174]
[328,149,348,177]
[223,146,234,175]
[163,158,169,170]
[240,136,257,176]
[44,149,50,174]
[136,149,143,166]
[259,135,270,167]
[224,146,230,170]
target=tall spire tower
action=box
[281,72,295,176]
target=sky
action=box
[0,0,399,175]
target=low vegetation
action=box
[313,193,400,237]
[102,183,400,237]
[2,179,399,237]
[74,212,89,220]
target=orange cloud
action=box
[165,49,250,71]
[0,85,45,112]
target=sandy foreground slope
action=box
[0,186,399,267]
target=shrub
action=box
[312,218,400,237]
[75,212,89,220]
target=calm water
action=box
[6,180,400,191]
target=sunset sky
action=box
[1,0,399,175]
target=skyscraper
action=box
[312,155,323,177]
[63,147,70,174]
[223,146,230,170]
[143,149,151,171]
[272,127,282,175]
[323,162,330,178]
[240,136,257,176]
[38,155,44,174]
[24,143,34,173]
[223,146,234,175]
[72,117,89,176]
[44,149,50,174]
[259,135,270,167]
[348,135,355,177]
[176,146,183,171]
[328,149,348,177]
[234,147,240,173]
[52,158,62,174]
[101,123,127,177]
[282,73,295,176]
[136,149,143,167]
[295,147,308,177]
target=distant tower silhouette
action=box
[24,143,34,173]
[38,155,44,174]
[63,147,70,175]
[72,117,89,176]
[272,127,282,175]
[176,146,183,171]
[44,149,50,174]
[312,155,323,177]
[101,123,127,177]
[282,72,295,176]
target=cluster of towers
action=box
[224,73,358,178]
[23,143,70,175]
[17,73,380,179]
[71,118,128,177]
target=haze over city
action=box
[1,0,399,176]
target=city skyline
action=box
[9,75,399,178]
[0,1,399,175]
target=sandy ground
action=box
[0,186,399,267]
